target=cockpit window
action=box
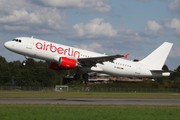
[12,39,22,43]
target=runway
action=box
[0,98,180,106]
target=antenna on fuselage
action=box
[31,36,34,38]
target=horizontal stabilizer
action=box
[150,70,174,73]
[150,70,174,77]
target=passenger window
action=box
[19,40,21,43]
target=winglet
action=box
[123,54,129,59]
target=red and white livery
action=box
[4,37,173,79]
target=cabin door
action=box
[26,38,33,49]
[135,63,141,74]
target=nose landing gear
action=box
[22,56,28,66]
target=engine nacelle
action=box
[59,57,77,69]
[48,57,77,70]
[48,62,63,71]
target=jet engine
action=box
[48,57,77,70]
[59,57,77,69]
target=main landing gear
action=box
[74,74,80,80]
[73,73,89,80]
[82,73,89,80]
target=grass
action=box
[0,92,180,120]
[0,105,180,120]
[0,91,180,98]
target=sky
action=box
[0,0,180,70]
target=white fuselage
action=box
[4,37,172,77]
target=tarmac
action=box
[0,98,180,106]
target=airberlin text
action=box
[36,42,80,58]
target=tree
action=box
[133,59,139,62]
[169,65,180,81]
[0,56,11,85]
[162,64,169,70]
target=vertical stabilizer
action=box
[140,42,173,70]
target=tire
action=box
[74,74,80,80]
[82,73,89,79]
[22,62,26,66]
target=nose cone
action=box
[4,41,11,50]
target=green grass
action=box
[1,91,180,120]
[0,106,180,120]
[0,91,180,98]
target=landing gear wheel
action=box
[22,56,28,66]
[74,74,80,80]
[22,62,26,66]
[82,73,89,80]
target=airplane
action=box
[4,36,173,80]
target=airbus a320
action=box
[4,37,173,80]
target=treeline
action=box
[0,56,180,88]
[88,80,180,89]
[0,56,77,87]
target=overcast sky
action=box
[0,0,180,70]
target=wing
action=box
[78,54,129,67]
